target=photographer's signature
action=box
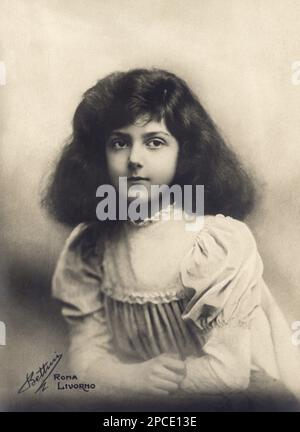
[17,352,63,394]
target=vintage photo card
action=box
[1,0,300,413]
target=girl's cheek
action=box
[108,152,128,170]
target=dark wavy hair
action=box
[42,68,256,227]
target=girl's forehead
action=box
[111,117,172,136]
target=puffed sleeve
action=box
[52,223,125,391]
[178,214,263,393]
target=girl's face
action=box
[105,117,179,202]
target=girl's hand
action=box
[125,353,186,396]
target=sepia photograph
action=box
[1,0,300,413]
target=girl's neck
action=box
[127,200,182,227]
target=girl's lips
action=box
[127,177,150,181]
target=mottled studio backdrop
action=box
[0,0,300,408]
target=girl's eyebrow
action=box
[109,131,171,138]
[109,131,130,138]
[142,131,171,138]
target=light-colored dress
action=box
[52,209,300,403]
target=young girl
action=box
[44,68,300,410]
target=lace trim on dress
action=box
[127,202,185,227]
[98,284,187,304]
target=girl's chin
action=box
[118,187,162,205]
[126,185,151,201]
[127,195,150,203]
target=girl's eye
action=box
[110,139,128,149]
[146,139,165,149]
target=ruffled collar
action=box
[127,202,183,227]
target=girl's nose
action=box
[128,143,144,169]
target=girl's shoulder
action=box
[185,213,259,259]
[180,214,264,329]
[61,223,105,261]
[52,223,105,311]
